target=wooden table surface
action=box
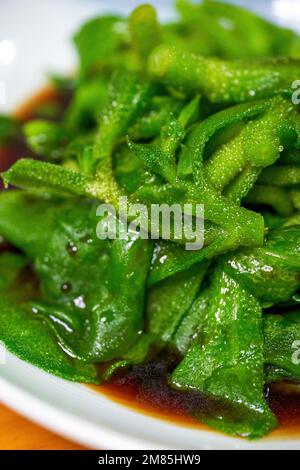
[0,403,86,450]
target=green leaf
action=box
[0,252,27,293]
[171,288,210,356]
[148,45,300,103]
[259,165,300,187]
[129,4,161,64]
[23,120,72,161]
[128,96,183,141]
[128,97,200,184]
[2,159,94,198]
[127,137,177,184]
[74,16,125,76]
[186,99,273,183]
[264,314,300,383]
[0,298,99,383]
[176,0,300,60]
[65,78,109,132]
[147,262,208,345]
[0,191,59,257]
[100,262,208,379]
[245,184,294,217]
[93,73,154,202]
[94,74,154,168]
[224,226,300,306]
[171,267,277,439]
[99,333,157,381]
[204,97,294,197]
[0,192,152,363]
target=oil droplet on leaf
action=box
[66,241,78,256]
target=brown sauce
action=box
[96,359,206,430]
[2,86,300,439]
[13,86,61,121]
[94,360,300,438]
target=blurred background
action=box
[0,0,298,111]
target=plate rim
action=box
[1,0,300,451]
[1,352,300,450]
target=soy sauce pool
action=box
[96,359,300,438]
[0,86,66,189]
[2,87,300,439]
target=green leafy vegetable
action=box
[1,0,300,441]
[23,120,72,161]
[149,45,300,103]
[171,266,277,439]
[74,16,126,77]
[0,298,100,383]
[0,192,152,362]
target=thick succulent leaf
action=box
[223,226,300,306]
[99,262,208,379]
[149,45,300,103]
[0,252,27,293]
[264,314,300,383]
[129,4,161,64]
[0,191,152,362]
[171,267,277,439]
[74,16,125,76]
[0,298,99,383]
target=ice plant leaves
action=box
[0,191,152,363]
[0,248,99,383]
[0,299,100,383]
[171,267,277,439]
[149,45,300,103]
[74,16,126,77]
[1,1,300,440]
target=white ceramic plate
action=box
[1,0,300,450]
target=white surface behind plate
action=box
[0,0,299,112]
